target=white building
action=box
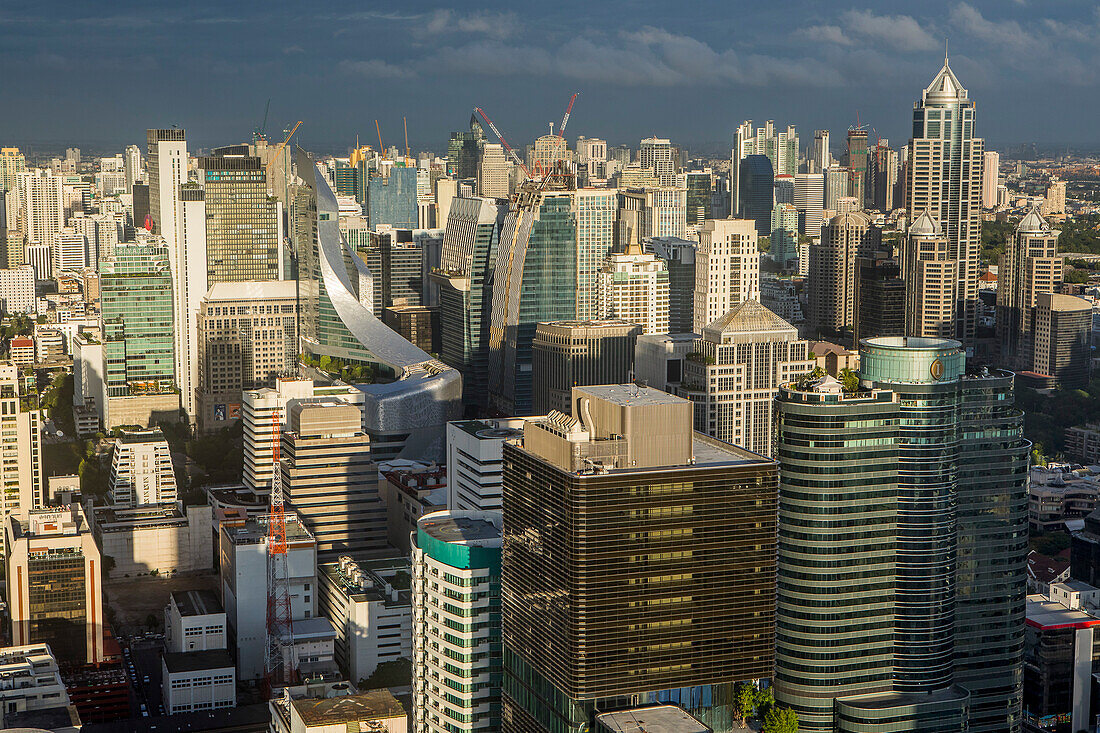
[318,556,412,684]
[633,333,697,393]
[271,685,407,733]
[693,218,760,332]
[412,511,502,733]
[218,512,317,680]
[0,364,43,553]
[574,188,618,321]
[445,418,525,512]
[108,428,177,506]
[173,186,207,422]
[794,172,825,237]
[161,650,235,715]
[72,330,105,428]
[0,265,36,313]
[0,644,72,724]
[17,170,63,246]
[25,243,51,281]
[477,144,510,199]
[86,502,213,579]
[982,151,1000,209]
[597,246,670,334]
[165,589,226,653]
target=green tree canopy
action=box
[761,706,798,733]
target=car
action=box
[143,676,150,683]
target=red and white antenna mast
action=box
[264,410,294,694]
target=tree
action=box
[358,658,411,690]
[735,682,756,722]
[755,686,775,718]
[761,706,798,733]
[839,367,860,393]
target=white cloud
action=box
[841,9,938,51]
[797,24,853,46]
[338,59,416,80]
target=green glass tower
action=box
[775,336,1028,733]
[101,241,176,396]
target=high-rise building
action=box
[677,300,813,457]
[477,143,510,199]
[0,147,27,195]
[17,170,64,246]
[824,166,850,212]
[807,211,881,335]
[532,320,641,414]
[770,202,799,270]
[901,211,959,339]
[6,505,104,664]
[196,280,298,432]
[646,236,696,334]
[51,228,86,272]
[531,135,567,177]
[123,144,143,193]
[574,188,618,321]
[996,208,1062,370]
[0,364,43,548]
[1033,293,1092,389]
[447,115,485,179]
[639,137,675,184]
[845,127,869,206]
[146,128,187,242]
[433,197,508,411]
[775,337,1028,732]
[597,246,670,333]
[738,154,774,235]
[445,418,525,512]
[693,218,760,331]
[280,400,386,556]
[794,172,825,237]
[368,165,419,230]
[0,265,36,314]
[488,187,578,416]
[290,149,459,462]
[853,253,905,343]
[100,241,178,429]
[683,170,712,227]
[200,151,280,283]
[108,428,178,506]
[905,58,984,343]
[811,130,831,171]
[413,510,503,733]
[501,386,777,732]
[1042,179,1066,216]
[982,151,1000,209]
[240,378,364,494]
[869,141,898,212]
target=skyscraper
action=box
[100,241,178,429]
[811,130,831,171]
[123,144,143,193]
[487,186,578,416]
[869,141,898,212]
[647,236,696,334]
[639,137,675,184]
[412,510,503,733]
[683,170,712,227]
[901,211,958,339]
[574,188,618,321]
[502,386,777,732]
[17,170,64,246]
[200,150,280,283]
[447,115,485,178]
[597,245,670,333]
[677,300,813,457]
[738,154,774,235]
[770,202,798,270]
[793,172,825,237]
[693,218,759,331]
[433,196,508,411]
[823,166,850,212]
[478,143,511,199]
[0,364,43,551]
[0,147,27,194]
[905,58,984,344]
[531,320,641,414]
[982,151,1000,209]
[1033,293,1092,389]
[368,165,419,230]
[996,207,1062,370]
[146,129,187,243]
[845,126,869,206]
[775,336,1028,732]
[108,428,178,506]
[852,253,905,343]
[807,211,881,335]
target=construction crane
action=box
[264,411,295,694]
[375,120,384,157]
[474,107,532,179]
[403,116,411,162]
[539,93,579,187]
[265,121,302,178]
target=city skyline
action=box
[4,1,1100,153]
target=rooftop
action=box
[290,689,405,725]
[596,706,711,733]
[573,384,685,408]
[171,589,223,618]
[1026,594,1100,631]
[419,511,502,547]
[222,514,315,545]
[163,649,234,675]
[451,418,526,441]
[204,279,297,303]
[702,299,794,337]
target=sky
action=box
[3,0,1100,157]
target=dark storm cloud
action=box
[3,0,1099,154]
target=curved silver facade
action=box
[294,149,461,461]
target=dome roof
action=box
[1017,206,1050,233]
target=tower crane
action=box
[264,410,295,694]
[265,121,302,178]
[474,107,532,179]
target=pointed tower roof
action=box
[1017,206,1050,233]
[924,58,968,104]
[909,209,942,236]
[702,300,795,341]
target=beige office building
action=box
[901,211,959,339]
[807,211,881,336]
[677,300,813,457]
[997,207,1062,370]
[0,364,43,553]
[597,245,670,334]
[532,320,642,415]
[693,218,760,332]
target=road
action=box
[124,637,166,718]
